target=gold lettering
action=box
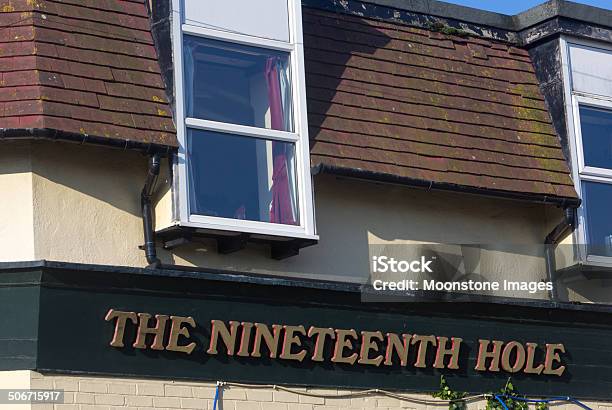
[308,327,335,362]
[207,320,240,355]
[166,316,196,354]
[501,341,526,373]
[434,337,462,369]
[474,339,503,372]
[133,313,169,351]
[331,329,358,364]
[384,333,412,366]
[251,323,283,358]
[358,331,384,366]
[523,342,544,375]
[411,335,437,368]
[104,309,137,348]
[543,343,566,376]
[279,325,307,362]
[237,322,254,357]
[105,312,567,377]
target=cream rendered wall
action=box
[29,141,149,267]
[555,232,577,271]
[3,141,573,298]
[0,142,35,262]
[159,173,559,298]
[154,158,175,231]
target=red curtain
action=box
[265,58,296,225]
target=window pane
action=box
[187,128,299,226]
[583,180,612,257]
[580,105,612,170]
[184,35,293,132]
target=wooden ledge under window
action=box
[156,226,318,260]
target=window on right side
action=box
[575,104,612,257]
[566,40,612,261]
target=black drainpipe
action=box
[545,207,577,301]
[141,153,162,268]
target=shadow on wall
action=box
[556,276,612,303]
[0,142,33,174]
[29,141,148,217]
[164,175,376,283]
[165,174,551,293]
[372,242,548,298]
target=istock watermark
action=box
[364,243,557,302]
[371,278,552,293]
[371,255,435,273]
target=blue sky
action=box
[442,0,611,14]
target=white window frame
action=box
[561,36,612,264]
[170,0,317,240]
[572,96,612,179]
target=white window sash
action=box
[184,215,316,239]
[185,118,299,143]
[572,94,612,179]
[171,0,317,240]
[580,167,612,180]
[182,24,294,52]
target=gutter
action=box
[0,128,175,154]
[313,164,582,208]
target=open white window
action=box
[563,39,612,261]
[171,0,316,240]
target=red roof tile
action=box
[0,1,578,202]
[303,8,578,202]
[0,0,175,146]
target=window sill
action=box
[156,225,318,260]
[556,260,612,280]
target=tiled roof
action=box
[303,8,578,201]
[0,1,579,202]
[0,0,176,147]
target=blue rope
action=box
[495,394,594,410]
[212,383,220,410]
[495,394,510,410]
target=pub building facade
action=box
[1,0,612,408]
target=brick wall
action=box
[0,371,601,410]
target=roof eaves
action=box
[0,128,176,155]
[313,163,581,208]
